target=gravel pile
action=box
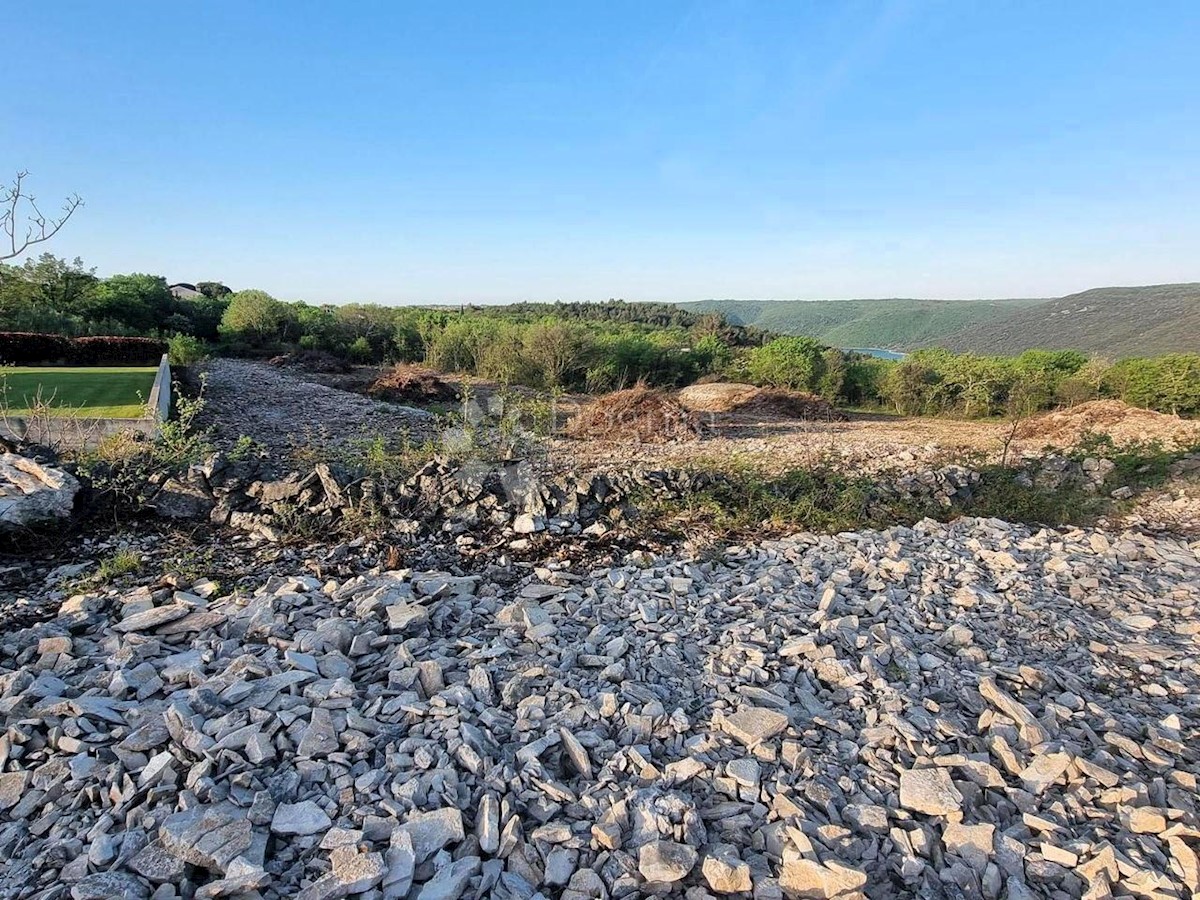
[1,517,1198,899]
[195,360,433,463]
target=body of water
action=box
[844,347,906,360]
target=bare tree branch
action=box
[0,170,83,262]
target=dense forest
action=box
[684,285,1200,359]
[681,297,1043,350]
[3,254,1199,416]
[928,283,1200,357]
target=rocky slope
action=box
[1,517,1197,899]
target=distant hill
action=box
[678,298,1042,350]
[929,284,1200,358]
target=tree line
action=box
[3,253,1197,416]
[0,254,230,338]
[218,289,740,391]
[743,340,1200,417]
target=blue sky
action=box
[4,1,1198,303]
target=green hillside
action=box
[679,298,1042,349]
[931,284,1200,358]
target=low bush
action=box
[77,384,213,509]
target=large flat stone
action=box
[720,706,789,747]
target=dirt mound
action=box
[676,382,760,411]
[566,385,704,443]
[678,382,848,421]
[268,350,351,374]
[1016,400,1200,447]
[368,365,459,405]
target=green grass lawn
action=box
[1,367,157,418]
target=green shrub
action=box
[1105,354,1200,415]
[167,333,207,366]
[219,289,293,346]
[747,336,827,390]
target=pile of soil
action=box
[1016,400,1200,448]
[268,350,351,374]
[676,382,760,411]
[678,382,848,421]
[368,365,459,405]
[565,385,705,443]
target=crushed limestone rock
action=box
[1,516,1198,898]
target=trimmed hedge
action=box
[0,332,72,365]
[0,333,166,366]
[68,336,167,366]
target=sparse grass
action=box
[641,462,884,538]
[287,384,557,489]
[97,548,142,582]
[967,470,1096,526]
[290,428,442,483]
[1,367,156,417]
[76,383,214,512]
[269,501,332,543]
[165,546,217,585]
[641,440,1200,542]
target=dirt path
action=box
[195,359,434,465]
[552,400,1200,475]
[551,411,1008,474]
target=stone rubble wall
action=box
[145,450,1146,546]
[146,454,992,545]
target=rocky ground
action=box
[1,515,1198,900]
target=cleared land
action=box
[218,360,1200,480]
[4,357,1200,899]
[0,366,156,417]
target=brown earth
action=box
[678,382,847,421]
[563,384,704,444]
[1015,399,1200,448]
[368,365,459,405]
[553,400,1200,475]
[268,349,352,374]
